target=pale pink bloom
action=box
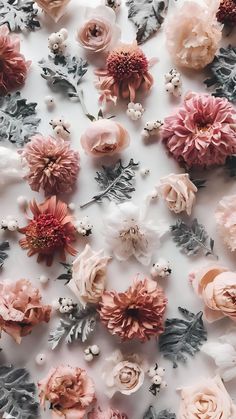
[76,5,120,53]
[35,0,70,22]
[165,1,222,70]
[178,375,236,418]
[162,92,236,169]
[38,365,96,419]
[215,194,236,251]
[0,279,51,343]
[88,407,128,419]
[80,119,130,157]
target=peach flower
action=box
[68,244,111,306]
[158,173,197,216]
[0,279,51,343]
[215,194,236,251]
[191,264,236,322]
[35,0,70,22]
[38,365,96,419]
[80,119,130,157]
[178,375,236,418]
[76,6,120,53]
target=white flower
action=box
[104,202,167,265]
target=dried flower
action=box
[88,407,128,419]
[104,202,167,265]
[99,278,167,341]
[0,279,51,343]
[102,350,146,398]
[215,194,236,251]
[217,0,236,24]
[0,25,30,95]
[35,0,71,22]
[162,92,236,169]
[38,365,96,418]
[165,1,222,70]
[19,196,77,266]
[22,135,80,195]
[95,41,155,103]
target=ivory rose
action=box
[178,375,236,418]
[158,173,197,215]
[76,5,120,53]
[38,365,96,419]
[80,119,130,157]
[67,244,111,306]
[191,264,236,322]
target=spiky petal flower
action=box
[217,0,236,24]
[19,196,77,266]
[99,278,167,342]
[95,42,155,103]
[22,135,80,195]
[162,92,236,169]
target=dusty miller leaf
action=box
[143,406,176,419]
[159,307,207,368]
[0,0,40,32]
[0,365,39,418]
[126,0,169,44]
[170,218,217,258]
[0,92,40,146]
[80,159,139,208]
[49,304,97,350]
[57,263,72,284]
[204,45,236,102]
[0,241,9,268]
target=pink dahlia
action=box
[162,92,236,169]
[95,42,155,103]
[0,25,30,95]
[22,135,79,195]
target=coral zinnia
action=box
[217,0,236,24]
[0,25,30,95]
[22,135,80,195]
[95,42,155,103]
[19,196,77,266]
[162,92,236,169]
[99,278,167,342]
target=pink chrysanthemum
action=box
[19,196,77,266]
[0,25,30,95]
[22,135,80,195]
[95,42,155,103]
[162,92,236,169]
[217,0,236,24]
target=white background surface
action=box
[1,0,236,417]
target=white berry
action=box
[165,82,174,93]
[150,189,158,199]
[44,95,55,108]
[39,275,49,285]
[60,28,68,39]
[1,219,8,229]
[140,168,150,177]
[68,202,76,211]
[148,366,157,378]
[84,353,94,362]
[151,375,162,385]
[52,299,60,310]
[156,367,165,377]
[134,103,143,111]
[160,380,167,389]
[35,353,46,366]
[90,345,100,356]
[7,220,18,231]
[17,195,28,209]
[135,110,142,120]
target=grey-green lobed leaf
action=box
[143,406,176,419]
[57,262,72,284]
[80,159,139,208]
[0,241,9,268]
[0,0,40,32]
[0,92,41,146]
[0,365,39,418]
[126,0,169,44]
[158,307,207,368]
[204,45,236,102]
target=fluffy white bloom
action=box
[0,146,27,189]
[103,202,167,265]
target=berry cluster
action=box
[126,102,145,121]
[141,120,163,140]
[165,69,182,97]
[84,345,100,362]
[75,216,93,236]
[50,117,71,140]
[148,364,167,396]
[1,215,18,232]
[48,28,68,55]
[150,258,172,279]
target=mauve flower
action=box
[80,119,130,157]
[35,0,70,22]
[158,173,197,216]
[0,279,51,344]
[76,5,120,53]
[217,0,236,24]
[215,194,236,251]
[88,407,128,419]
[22,135,80,195]
[162,92,236,169]
[95,42,155,103]
[19,196,77,266]
[178,375,236,419]
[0,25,30,95]
[165,1,222,70]
[99,278,167,341]
[38,365,96,419]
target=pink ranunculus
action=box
[38,365,96,419]
[178,375,236,418]
[76,5,120,53]
[80,119,130,157]
[0,279,51,343]
[35,0,70,22]
[88,407,128,419]
[215,194,236,251]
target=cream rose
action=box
[178,375,236,419]
[159,173,197,215]
[67,244,110,306]
[80,119,130,157]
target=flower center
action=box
[88,24,103,38]
[126,307,140,318]
[107,46,148,81]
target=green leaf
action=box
[0,241,9,268]
[143,406,176,419]
[0,0,40,32]
[159,307,207,368]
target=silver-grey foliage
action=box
[0,92,40,146]
[159,307,207,368]
[143,406,176,419]
[0,241,9,268]
[0,0,40,32]
[126,0,169,44]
